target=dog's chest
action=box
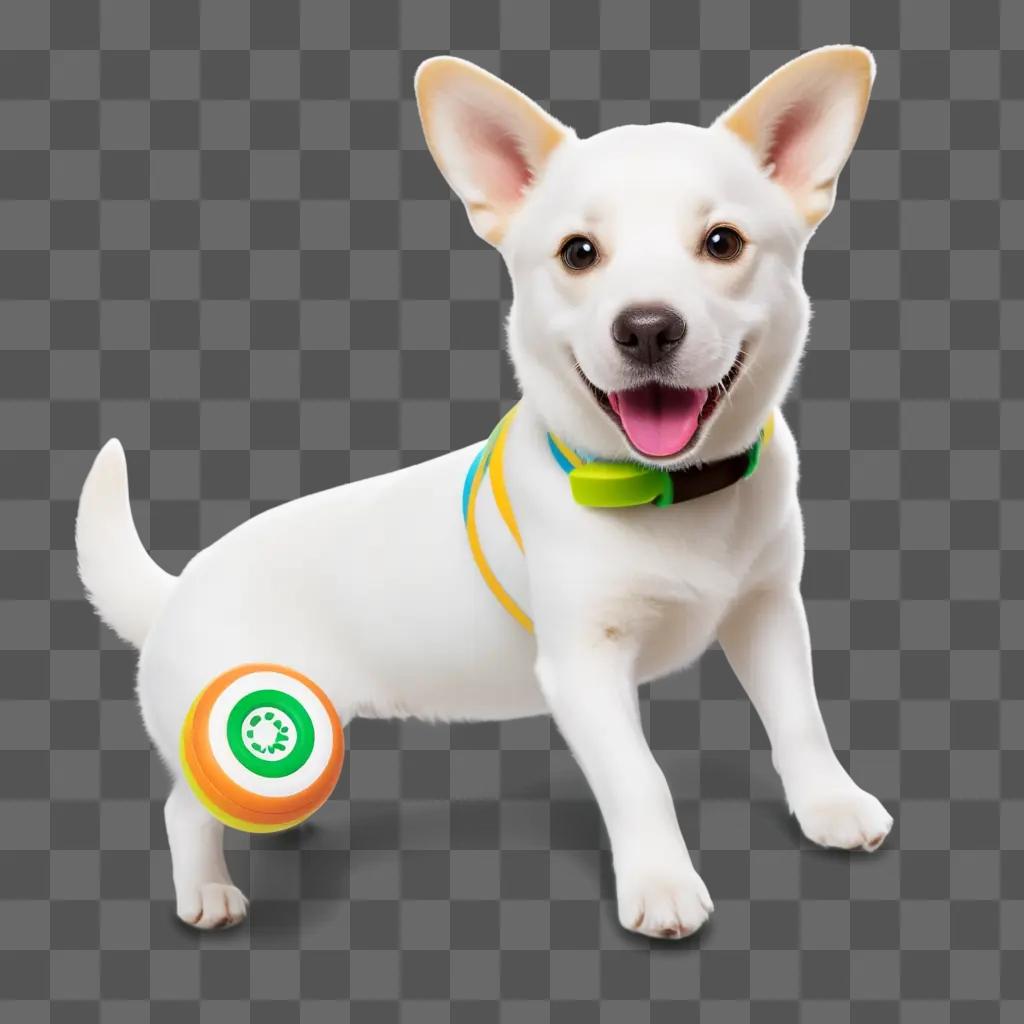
[635,595,730,683]
[592,522,750,677]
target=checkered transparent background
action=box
[1,0,1022,1019]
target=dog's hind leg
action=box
[164,780,248,929]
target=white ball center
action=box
[244,706,297,761]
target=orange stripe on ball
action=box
[181,733,306,833]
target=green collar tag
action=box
[568,461,674,508]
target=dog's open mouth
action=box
[577,350,746,459]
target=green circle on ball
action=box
[226,689,315,779]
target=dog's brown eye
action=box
[560,235,598,271]
[704,226,743,261]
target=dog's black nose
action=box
[612,305,687,366]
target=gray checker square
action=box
[0,0,1019,1019]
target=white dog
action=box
[77,46,892,939]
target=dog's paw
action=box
[793,785,893,852]
[616,863,713,940]
[176,882,249,930]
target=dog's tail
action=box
[76,440,177,649]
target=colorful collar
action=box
[461,402,775,634]
[546,413,774,508]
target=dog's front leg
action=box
[718,583,893,851]
[535,640,712,939]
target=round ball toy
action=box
[180,663,344,833]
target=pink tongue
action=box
[608,384,708,457]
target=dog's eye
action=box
[704,226,744,261]
[560,235,599,271]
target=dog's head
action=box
[415,47,874,465]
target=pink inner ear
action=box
[460,103,534,206]
[766,100,820,191]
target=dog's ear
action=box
[415,56,574,246]
[714,45,875,228]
